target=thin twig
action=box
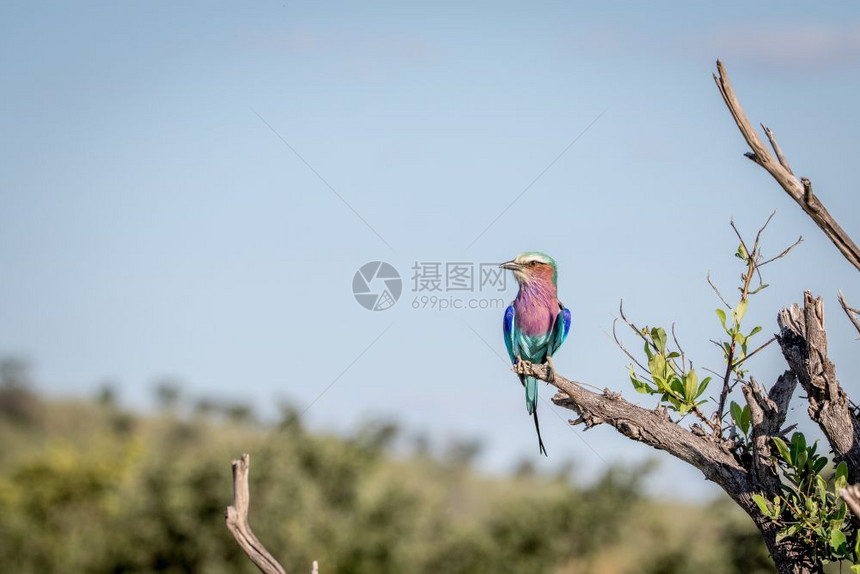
[730,219,750,261]
[732,336,777,369]
[762,124,794,175]
[611,319,649,373]
[759,236,803,267]
[752,210,777,252]
[618,300,652,347]
[838,290,860,336]
[715,223,757,437]
[671,322,687,370]
[707,272,732,309]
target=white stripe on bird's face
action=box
[499,252,557,285]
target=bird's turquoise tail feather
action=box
[525,376,538,415]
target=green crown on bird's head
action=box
[499,251,558,287]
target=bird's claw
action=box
[515,355,533,375]
[545,356,557,384]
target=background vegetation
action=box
[0,360,777,574]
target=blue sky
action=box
[2,1,859,498]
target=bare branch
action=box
[226,454,288,574]
[741,373,796,492]
[611,318,649,373]
[730,219,750,261]
[707,271,732,309]
[671,322,686,369]
[714,60,860,273]
[518,363,744,482]
[838,290,860,336]
[762,125,794,175]
[777,292,860,483]
[752,210,777,254]
[759,236,803,267]
[732,336,777,370]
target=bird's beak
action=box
[499,260,522,271]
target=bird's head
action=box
[499,252,558,287]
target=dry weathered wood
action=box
[742,372,797,493]
[777,293,860,484]
[226,454,288,574]
[713,60,860,273]
[518,363,819,573]
[838,290,860,336]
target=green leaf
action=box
[736,299,748,321]
[740,405,751,436]
[790,433,807,467]
[736,243,749,260]
[796,449,808,471]
[648,353,667,384]
[773,436,792,464]
[643,340,653,360]
[812,456,828,475]
[715,308,727,329]
[816,476,828,506]
[651,327,667,354]
[752,494,772,517]
[849,566,860,574]
[748,325,763,338]
[854,531,860,564]
[836,460,848,482]
[730,401,743,427]
[684,369,699,402]
[830,529,847,554]
[776,524,798,543]
[695,377,711,399]
[835,461,849,491]
[669,376,685,398]
[629,366,654,395]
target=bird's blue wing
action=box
[548,304,572,357]
[503,304,517,364]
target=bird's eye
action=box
[529,261,538,267]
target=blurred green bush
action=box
[0,374,773,573]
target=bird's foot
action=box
[515,355,533,375]
[545,356,557,384]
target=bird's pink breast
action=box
[514,282,559,336]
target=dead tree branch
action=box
[838,290,860,336]
[520,364,742,482]
[741,373,797,493]
[225,454,289,574]
[777,293,860,483]
[713,59,860,272]
[517,362,818,573]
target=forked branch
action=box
[838,290,860,336]
[517,363,745,484]
[714,60,860,272]
[225,454,289,574]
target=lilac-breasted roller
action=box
[500,252,571,456]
